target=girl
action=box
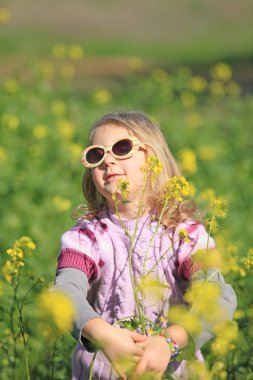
[53,111,237,380]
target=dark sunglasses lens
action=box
[86,148,104,164]
[112,139,133,156]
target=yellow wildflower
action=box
[52,196,72,212]
[117,178,130,200]
[168,306,202,336]
[210,63,233,82]
[4,78,18,93]
[128,56,143,70]
[199,188,216,203]
[209,81,226,97]
[178,148,197,175]
[38,61,54,80]
[180,91,197,107]
[178,229,191,243]
[60,64,75,79]
[192,248,222,269]
[37,289,76,334]
[51,100,66,117]
[56,119,74,140]
[234,309,245,320]
[69,143,83,158]
[0,8,11,23]
[68,44,84,60]
[14,236,36,251]
[188,182,196,197]
[0,281,3,296]
[33,124,48,139]
[198,145,217,161]
[2,114,20,129]
[209,198,228,219]
[164,176,190,203]
[226,81,241,98]
[0,147,7,163]
[151,68,170,82]
[189,76,208,93]
[187,360,213,380]
[52,43,66,58]
[93,88,112,105]
[142,155,163,179]
[138,276,169,303]
[186,112,203,129]
[241,248,253,270]
[211,320,238,356]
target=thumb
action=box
[129,331,147,342]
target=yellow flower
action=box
[93,88,112,105]
[69,143,83,158]
[178,148,197,175]
[0,281,3,296]
[52,196,72,212]
[209,81,226,97]
[0,8,11,23]
[180,91,197,107]
[37,289,76,334]
[128,56,143,70]
[241,248,253,270]
[211,320,238,356]
[52,43,66,58]
[188,182,196,197]
[38,61,54,80]
[0,147,7,163]
[234,309,245,320]
[226,81,241,98]
[138,276,169,303]
[33,124,48,139]
[186,112,203,129]
[56,119,74,140]
[14,236,36,251]
[60,64,75,79]
[68,44,84,60]
[209,198,228,219]
[187,360,213,380]
[4,79,18,93]
[164,176,190,202]
[199,188,216,203]
[189,76,208,93]
[151,68,170,82]
[2,114,20,129]
[142,155,163,178]
[210,63,233,82]
[198,145,217,161]
[51,100,66,117]
[168,306,202,336]
[178,229,191,243]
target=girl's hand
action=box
[99,327,148,379]
[129,335,171,379]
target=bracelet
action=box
[162,330,179,359]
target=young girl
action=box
[53,111,237,380]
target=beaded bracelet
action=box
[162,330,180,359]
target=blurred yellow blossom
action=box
[189,76,208,93]
[52,43,66,58]
[188,181,196,197]
[186,112,203,129]
[56,119,74,140]
[128,56,143,70]
[209,198,228,219]
[4,78,18,93]
[209,80,226,97]
[93,87,112,105]
[52,196,72,212]
[152,68,170,82]
[187,360,213,380]
[38,61,54,80]
[180,91,197,107]
[0,8,11,23]
[70,143,83,158]
[198,145,217,160]
[138,276,169,303]
[68,44,84,60]
[14,236,36,251]
[37,289,76,334]
[178,148,197,175]
[60,64,75,79]
[51,100,66,117]
[0,147,7,163]
[33,124,48,139]
[234,309,245,320]
[199,188,216,203]
[241,248,253,270]
[211,320,238,356]
[226,81,241,98]
[210,63,233,82]
[178,229,191,243]
[2,114,20,129]
[0,281,3,296]
[168,306,202,336]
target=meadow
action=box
[0,41,253,379]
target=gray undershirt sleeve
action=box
[190,268,237,350]
[52,267,100,345]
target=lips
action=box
[104,173,123,181]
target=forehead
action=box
[90,123,132,145]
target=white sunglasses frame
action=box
[81,136,146,168]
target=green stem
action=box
[89,352,98,380]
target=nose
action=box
[102,151,117,166]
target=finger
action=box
[132,357,148,377]
[135,341,148,349]
[133,345,146,357]
[130,331,147,342]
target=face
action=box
[90,124,147,212]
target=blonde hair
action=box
[78,111,197,227]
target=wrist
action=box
[161,330,180,359]
[82,318,113,345]
[166,324,189,349]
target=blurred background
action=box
[0,1,253,379]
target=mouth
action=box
[104,174,123,181]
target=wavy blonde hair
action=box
[77,111,198,227]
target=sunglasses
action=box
[81,137,146,168]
